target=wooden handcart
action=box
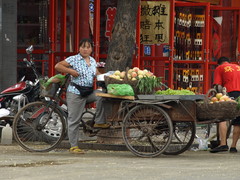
[96,92,238,157]
[12,77,239,158]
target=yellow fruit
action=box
[220,95,228,101]
[114,70,121,76]
[211,97,218,102]
[131,72,137,78]
[120,71,125,79]
[133,67,139,72]
[216,93,223,100]
[138,74,143,79]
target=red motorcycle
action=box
[0,45,44,126]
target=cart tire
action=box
[163,121,196,155]
[13,101,66,152]
[122,104,173,158]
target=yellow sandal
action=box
[69,146,85,154]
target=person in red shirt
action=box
[210,56,240,153]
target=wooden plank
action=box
[181,0,220,5]
[96,92,135,100]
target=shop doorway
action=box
[208,7,240,89]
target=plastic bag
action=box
[0,108,10,118]
[40,74,66,90]
[107,84,134,96]
[197,138,208,150]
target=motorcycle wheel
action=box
[13,101,66,152]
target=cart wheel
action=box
[163,121,196,155]
[122,104,173,158]
[13,101,66,152]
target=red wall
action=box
[232,0,240,7]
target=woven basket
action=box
[40,83,60,98]
[104,75,139,95]
[196,89,238,121]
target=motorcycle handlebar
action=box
[26,45,34,55]
[23,46,41,80]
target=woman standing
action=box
[55,38,110,154]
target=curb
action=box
[58,140,129,151]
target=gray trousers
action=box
[66,90,105,147]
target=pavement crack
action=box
[0,160,70,168]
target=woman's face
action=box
[79,42,92,58]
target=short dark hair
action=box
[217,56,230,65]
[79,38,93,48]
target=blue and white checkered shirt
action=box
[65,54,97,95]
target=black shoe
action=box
[229,147,238,153]
[210,145,229,153]
[210,140,220,149]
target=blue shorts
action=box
[228,91,240,126]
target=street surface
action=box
[0,141,240,180]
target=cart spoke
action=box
[13,101,66,152]
[163,121,196,155]
[122,104,173,158]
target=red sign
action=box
[105,7,117,40]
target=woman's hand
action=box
[70,69,79,77]
[55,61,79,77]
[96,68,101,75]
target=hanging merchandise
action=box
[182,70,189,83]
[194,33,203,60]
[190,69,199,81]
[89,0,94,35]
[173,6,206,94]
[175,7,205,61]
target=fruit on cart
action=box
[108,67,155,81]
[132,67,139,72]
[210,97,218,102]
[131,72,137,78]
[108,70,124,81]
[210,94,235,103]
[114,70,121,76]
[120,71,125,79]
[127,67,155,81]
[216,93,223,100]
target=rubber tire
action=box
[122,104,173,158]
[13,101,66,152]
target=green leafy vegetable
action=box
[235,96,240,110]
[155,88,195,95]
[137,76,162,94]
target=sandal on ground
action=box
[69,146,85,154]
[93,123,111,129]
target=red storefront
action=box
[17,0,240,94]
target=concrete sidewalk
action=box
[0,142,240,180]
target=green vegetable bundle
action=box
[40,74,66,90]
[155,88,195,95]
[235,96,240,110]
[137,76,162,94]
[107,84,134,96]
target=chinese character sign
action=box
[105,7,117,40]
[140,1,170,45]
